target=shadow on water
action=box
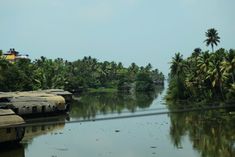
[167,101,235,157]
[0,143,25,157]
[21,115,67,148]
[70,85,164,119]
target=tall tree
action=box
[207,50,226,98]
[222,49,235,83]
[170,53,184,78]
[204,28,220,52]
[169,53,189,99]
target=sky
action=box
[0,0,234,75]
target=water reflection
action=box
[0,144,25,157]
[70,86,164,119]
[23,115,67,140]
[0,115,67,157]
[168,102,235,157]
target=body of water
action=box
[1,86,235,157]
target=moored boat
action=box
[0,109,25,144]
[0,90,71,116]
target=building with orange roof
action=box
[1,48,29,63]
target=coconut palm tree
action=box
[145,63,152,71]
[204,28,220,52]
[192,48,202,58]
[0,58,9,86]
[170,52,184,78]
[169,53,189,99]
[221,49,235,83]
[207,50,227,99]
[198,51,211,74]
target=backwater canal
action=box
[1,85,235,157]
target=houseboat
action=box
[0,109,25,144]
[0,90,71,116]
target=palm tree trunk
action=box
[211,44,214,53]
[232,72,235,83]
[220,81,224,100]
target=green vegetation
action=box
[0,55,164,92]
[167,28,235,102]
[168,101,235,157]
[204,28,220,52]
[87,88,118,93]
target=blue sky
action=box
[0,0,234,74]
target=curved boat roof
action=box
[0,109,15,115]
[0,109,25,128]
[0,90,71,99]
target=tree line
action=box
[0,54,164,93]
[167,28,235,102]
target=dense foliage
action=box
[167,48,235,102]
[0,56,164,92]
[167,28,234,102]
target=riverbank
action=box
[87,88,118,93]
[0,54,164,94]
[167,48,235,103]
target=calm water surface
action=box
[1,86,235,157]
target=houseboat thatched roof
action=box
[0,90,69,114]
[0,109,15,116]
[0,89,71,102]
[0,109,25,128]
[0,92,65,103]
[42,89,72,96]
